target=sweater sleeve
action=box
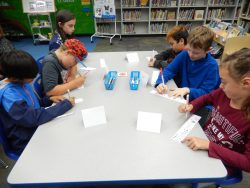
[8,99,72,127]
[155,50,183,87]
[190,90,217,113]
[208,138,250,172]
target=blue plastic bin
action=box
[130,71,140,90]
[104,71,117,90]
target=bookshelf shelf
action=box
[237,0,250,33]
[94,0,245,35]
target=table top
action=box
[8,51,227,187]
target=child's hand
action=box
[148,57,156,67]
[156,83,168,94]
[182,136,209,151]
[68,97,75,106]
[72,75,86,88]
[171,87,189,98]
[50,95,65,103]
[178,104,193,113]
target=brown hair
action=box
[166,25,189,45]
[187,26,214,51]
[221,48,250,120]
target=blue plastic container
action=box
[104,71,117,90]
[130,71,140,90]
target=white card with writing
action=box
[150,90,186,104]
[151,70,160,86]
[137,111,162,133]
[171,115,201,143]
[75,98,83,104]
[126,52,139,64]
[81,106,107,128]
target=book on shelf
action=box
[194,10,204,20]
[171,0,177,6]
[167,11,176,20]
[227,26,241,38]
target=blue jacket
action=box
[0,83,72,155]
[49,32,63,51]
[155,50,220,101]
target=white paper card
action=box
[137,111,162,133]
[151,70,160,86]
[75,98,83,104]
[171,115,201,143]
[150,90,186,104]
[79,67,96,71]
[146,56,151,61]
[100,58,106,68]
[81,106,107,128]
[126,52,139,64]
[56,112,74,119]
[140,71,149,87]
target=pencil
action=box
[67,89,71,99]
[186,94,189,118]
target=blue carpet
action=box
[13,36,98,60]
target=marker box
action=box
[130,71,140,90]
[104,71,117,90]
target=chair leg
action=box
[0,158,8,168]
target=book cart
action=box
[91,0,122,45]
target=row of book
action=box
[122,0,147,7]
[150,22,169,33]
[123,10,142,21]
[208,0,234,5]
[123,23,136,34]
[207,8,225,19]
[180,0,197,6]
[97,24,111,33]
[151,9,176,20]
[151,0,176,7]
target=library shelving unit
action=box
[237,0,250,33]
[94,0,244,35]
[27,13,53,45]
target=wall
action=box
[0,0,95,35]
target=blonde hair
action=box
[221,48,250,120]
[187,26,214,51]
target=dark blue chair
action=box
[191,170,242,188]
[0,118,19,160]
[32,56,44,100]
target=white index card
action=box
[126,52,139,65]
[137,111,162,133]
[81,106,107,128]
[75,98,83,104]
[151,70,160,86]
[171,115,201,143]
[150,90,186,104]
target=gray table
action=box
[8,52,227,187]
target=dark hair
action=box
[56,9,75,42]
[167,25,188,45]
[221,48,250,120]
[1,50,38,80]
[187,26,214,51]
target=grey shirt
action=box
[41,52,66,93]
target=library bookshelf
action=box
[94,0,244,35]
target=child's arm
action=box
[7,99,73,127]
[208,135,250,172]
[153,49,173,69]
[155,51,184,87]
[65,65,77,82]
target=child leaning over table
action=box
[148,25,188,69]
[0,50,75,155]
[155,26,220,101]
[41,39,87,96]
[178,48,250,175]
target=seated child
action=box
[148,25,188,69]
[155,26,220,101]
[0,50,75,155]
[42,38,88,96]
[178,48,250,175]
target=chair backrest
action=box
[215,170,242,187]
[32,56,44,100]
[0,117,19,160]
